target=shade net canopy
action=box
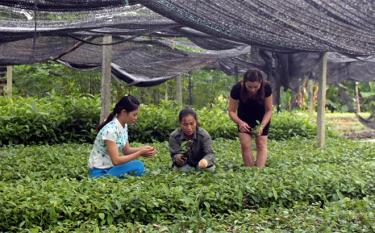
[135,0,375,56]
[56,37,252,86]
[1,0,374,54]
[0,0,127,12]
[0,1,374,87]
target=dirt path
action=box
[326,113,375,141]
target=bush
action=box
[0,96,99,146]
[129,101,180,142]
[269,111,316,140]
[0,138,374,231]
[0,97,320,145]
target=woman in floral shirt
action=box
[88,95,156,178]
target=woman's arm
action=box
[169,133,186,165]
[105,140,143,165]
[201,133,215,167]
[123,143,155,157]
[260,95,273,127]
[123,143,145,154]
[228,97,250,133]
[123,143,138,154]
[228,97,241,124]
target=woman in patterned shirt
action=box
[88,95,156,178]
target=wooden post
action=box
[164,82,169,100]
[188,75,193,106]
[355,82,361,113]
[307,79,314,113]
[234,65,239,82]
[274,80,281,112]
[100,35,112,123]
[6,66,12,97]
[279,86,286,110]
[317,52,328,148]
[176,76,183,106]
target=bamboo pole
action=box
[6,66,12,97]
[100,35,112,123]
[176,76,183,106]
[355,82,361,113]
[317,52,328,148]
[307,79,314,113]
[188,75,193,105]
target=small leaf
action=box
[272,187,278,200]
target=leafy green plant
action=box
[0,138,374,232]
[13,61,102,97]
[0,95,99,146]
[1,97,322,145]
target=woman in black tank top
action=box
[228,69,273,168]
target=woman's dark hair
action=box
[97,95,140,132]
[178,107,199,127]
[240,69,266,104]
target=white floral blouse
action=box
[88,118,128,169]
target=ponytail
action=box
[97,95,140,132]
[96,111,116,132]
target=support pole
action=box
[188,75,193,106]
[234,65,239,82]
[317,52,328,148]
[6,66,12,97]
[100,35,112,123]
[176,76,183,106]
[164,82,169,100]
[355,82,361,113]
[307,79,314,113]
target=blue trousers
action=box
[89,160,144,178]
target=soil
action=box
[344,131,375,140]
[326,114,375,141]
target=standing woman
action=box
[88,95,156,178]
[228,69,272,168]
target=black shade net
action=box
[136,0,375,55]
[0,1,373,88]
[0,0,128,12]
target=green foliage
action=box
[129,101,180,142]
[197,105,236,139]
[0,138,374,232]
[280,88,293,110]
[13,61,102,97]
[269,111,317,140]
[114,69,236,109]
[181,70,236,108]
[0,96,320,145]
[135,101,319,142]
[12,62,237,108]
[326,81,375,112]
[0,95,99,146]
[208,197,375,232]
[360,81,375,112]
[10,62,375,114]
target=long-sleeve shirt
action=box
[169,127,215,167]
